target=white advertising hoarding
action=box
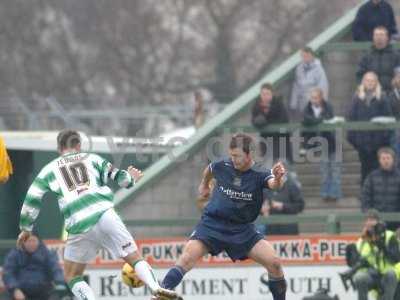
[84,265,356,300]
[42,235,360,299]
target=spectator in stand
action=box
[388,73,400,158]
[356,26,400,92]
[290,47,329,120]
[361,147,400,231]
[259,170,304,235]
[347,71,393,185]
[389,73,400,118]
[352,0,398,42]
[2,234,66,300]
[251,83,292,164]
[303,87,342,202]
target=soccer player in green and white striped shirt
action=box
[17,130,179,300]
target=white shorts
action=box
[64,208,138,264]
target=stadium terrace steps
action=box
[115,1,388,236]
[302,185,360,198]
[299,174,360,189]
[295,162,361,176]
[303,196,360,210]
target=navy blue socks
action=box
[269,277,287,300]
[162,266,186,290]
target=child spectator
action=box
[303,87,341,202]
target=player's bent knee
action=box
[267,256,283,276]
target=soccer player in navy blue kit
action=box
[158,134,287,300]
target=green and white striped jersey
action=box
[20,152,134,234]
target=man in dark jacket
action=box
[251,83,292,164]
[352,0,397,41]
[361,147,400,231]
[2,234,66,300]
[356,26,400,92]
[259,171,305,235]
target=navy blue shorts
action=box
[190,216,264,261]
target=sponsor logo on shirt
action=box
[218,186,253,201]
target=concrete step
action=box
[298,208,362,234]
[292,148,359,164]
[302,185,360,198]
[304,196,360,210]
[294,162,361,175]
[300,222,361,234]
[298,173,360,186]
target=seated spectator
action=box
[352,0,398,41]
[347,71,393,185]
[2,234,66,300]
[259,170,304,235]
[356,26,400,92]
[361,147,400,231]
[303,87,342,202]
[290,47,329,120]
[251,83,292,164]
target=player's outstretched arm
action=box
[267,162,286,190]
[18,171,51,247]
[107,166,140,189]
[95,154,142,188]
[198,166,213,198]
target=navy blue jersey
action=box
[203,158,274,224]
